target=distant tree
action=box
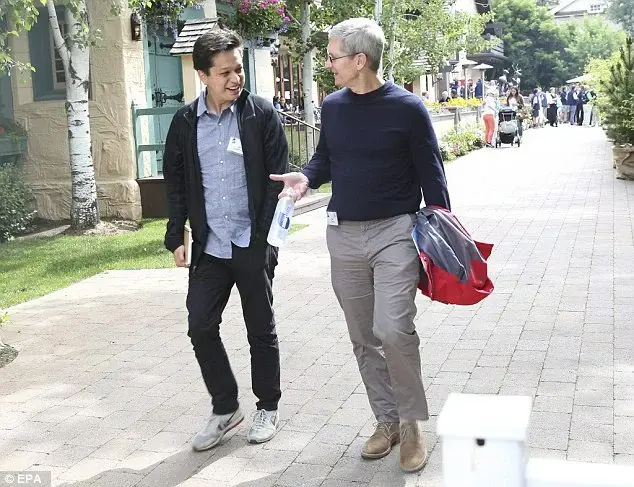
[608,0,634,36]
[384,0,492,84]
[562,16,626,78]
[494,0,573,89]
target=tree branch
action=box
[46,0,70,67]
[286,10,302,27]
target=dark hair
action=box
[193,29,243,73]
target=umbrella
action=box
[472,64,494,89]
[472,63,494,70]
[566,74,593,84]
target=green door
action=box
[147,30,185,174]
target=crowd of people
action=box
[468,80,599,147]
[528,84,598,128]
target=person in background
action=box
[530,88,541,128]
[482,88,499,147]
[269,17,450,474]
[576,86,586,126]
[567,85,579,125]
[474,78,483,99]
[506,86,524,137]
[584,87,597,126]
[421,91,428,101]
[162,28,288,452]
[546,87,558,127]
[538,87,548,127]
[559,86,568,123]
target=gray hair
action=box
[329,18,385,72]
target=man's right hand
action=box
[173,245,187,267]
[269,172,309,202]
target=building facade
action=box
[550,0,610,23]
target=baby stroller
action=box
[495,107,521,148]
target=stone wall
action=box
[431,110,481,139]
[10,0,147,221]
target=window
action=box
[589,3,603,12]
[28,7,91,101]
[51,19,68,90]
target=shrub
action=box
[425,98,481,114]
[600,37,634,145]
[440,124,484,161]
[0,165,36,243]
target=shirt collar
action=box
[197,89,236,117]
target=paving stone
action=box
[567,440,614,463]
[276,463,332,487]
[533,396,574,414]
[3,127,634,484]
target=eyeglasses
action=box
[327,52,360,63]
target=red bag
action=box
[414,207,494,305]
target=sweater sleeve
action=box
[409,100,451,211]
[301,108,331,189]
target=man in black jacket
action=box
[163,28,288,451]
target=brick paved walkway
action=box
[2,125,633,486]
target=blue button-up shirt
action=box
[197,90,251,259]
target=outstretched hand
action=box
[269,172,309,202]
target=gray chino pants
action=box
[326,213,429,422]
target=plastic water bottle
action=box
[267,188,295,247]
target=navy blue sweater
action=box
[302,82,450,221]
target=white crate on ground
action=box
[437,393,634,487]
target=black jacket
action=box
[163,89,288,269]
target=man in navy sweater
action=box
[271,18,450,473]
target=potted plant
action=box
[599,37,634,179]
[127,0,202,33]
[0,119,27,165]
[222,0,290,43]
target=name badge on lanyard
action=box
[227,136,243,156]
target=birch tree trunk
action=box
[47,0,99,230]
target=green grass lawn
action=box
[0,219,307,309]
[318,183,332,193]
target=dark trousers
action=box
[576,104,584,125]
[186,243,280,415]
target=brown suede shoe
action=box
[399,420,428,473]
[361,422,400,459]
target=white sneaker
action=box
[191,407,244,451]
[247,409,279,444]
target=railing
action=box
[277,109,320,170]
[131,103,179,179]
[132,104,321,178]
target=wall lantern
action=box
[131,13,142,41]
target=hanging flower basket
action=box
[223,0,290,41]
[128,0,202,34]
